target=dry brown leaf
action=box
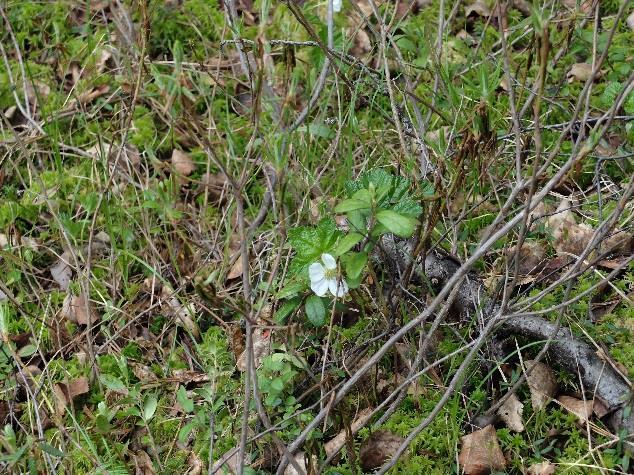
[237,328,271,371]
[525,360,557,411]
[226,254,244,280]
[465,0,491,17]
[186,451,203,475]
[95,49,113,74]
[171,149,196,176]
[61,293,98,326]
[561,0,593,14]
[349,28,372,59]
[567,63,602,83]
[0,233,39,250]
[283,452,316,475]
[359,431,405,472]
[162,286,200,339]
[547,199,593,256]
[507,241,546,275]
[77,84,110,105]
[497,393,524,432]
[528,461,556,475]
[324,408,373,458]
[51,252,72,290]
[458,425,506,475]
[133,450,156,475]
[558,395,593,423]
[53,376,90,415]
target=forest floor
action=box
[1,0,633,473]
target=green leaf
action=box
[334,198,370,213]
[176,386,194,413]
[333,233,364,256]
[143,394,158,421]
[305,295,326,327]
[17,344,37,358]
[99,374,126,392]
[287,218,341,271]
[345,252,368,279]
[270,378,285,393]
[276,280,305,299]
[39,443,64,458]
[376,210,418,238]
[274,297,301,324]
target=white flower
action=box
[309,253,349,297]
[332,0,342,13]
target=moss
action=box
[147,0,224,58]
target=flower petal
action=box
[327,278,339,297]
[332,278,349,297]
[328,279,348,297]
[311,277,329,297]
[309,263,325,282]
[321,253,337,269]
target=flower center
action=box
[323,267,337,280]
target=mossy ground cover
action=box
[1,0,633,473]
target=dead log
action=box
[380,235,634,442]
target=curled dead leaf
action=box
[226,254,244,280]
[324,408,373,459]
[528,460,556,475]
[567,63,602,83]
[465,0,491,17]
[525,360,557,411]
[171,149,196,176]
[497,393,525,432]
[51,252,73,290]
[237,327,271,371]
[283,452,316,475]
[53,376,90,416]
[458,425,506,475]
[507,241,546,276]
[557,395,593,423]
[61,293,99,326]
[162,286,200,339]
[359,431,405,472]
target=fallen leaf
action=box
[628,11,634,31]
[458,425,506,475]
[567,63,602,83]
[324,408,373,458]
[349,28,372,59]
[561,0,593,14]
[171,149,196,176]
[359,431,405,472]
[76,84,110,105]
[51,252,72,290]
[186,451,203,475]
[0,233,39,250]
[162,286,200,339]
[465,0,491,17]
[283,452,316,475]
[525,360,557,411]
[132,450,156,475]
[61,293,98,326]
[226,254,244,280]
[237,327,271,371]
[528,461,556,475]
[53,376,90,416]
[507,241,546,276]
[497,393,524,432]
[557,395,593,423]
[547,199,593,257]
